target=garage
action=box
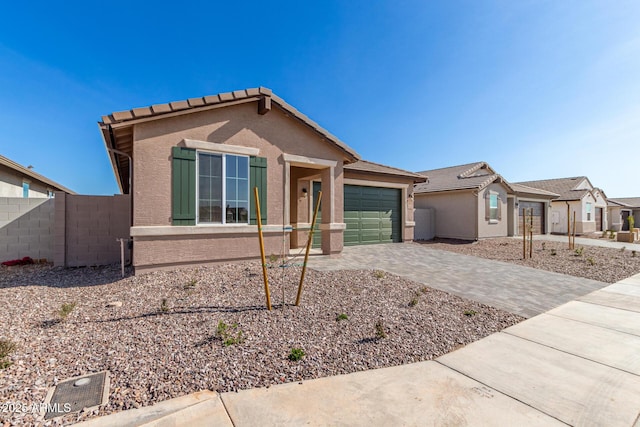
[343,185,401,245]
[312,183,402,247]
[519,201,545,235]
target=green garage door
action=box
[344,185,401,246]
[312,183,402,247]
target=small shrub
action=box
[408,297,419,307]
[601,230,607,238]
[268,253,282,268]
[0,339,16,369]
[374,319,387,339]
[574,247,584,256]
[587,257,595,266]
[463,310,477,317]
[58,302,76,321]
[541,242,546,251]
[288,347,305,361]
[184,278,198,290]
[373,270,385,279]
[419,286,429,294]
[632,250,637,258]
[336,313,348,321]
[159,298,169,313]
[216,321,245,346]
[550,249,557,256]
[620,246,626,253]
[609,230,616,239]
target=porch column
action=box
[283,161,291,226]
[319,166,344,255]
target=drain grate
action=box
[44,371,109,420]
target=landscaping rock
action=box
[0,262,522,426]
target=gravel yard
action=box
[0,262,522,426]
[420,237,640,283]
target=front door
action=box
[595,207,603,232]
[312,182,322,248]
[622,210,631,231]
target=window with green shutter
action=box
[172,148,267,226]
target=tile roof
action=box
[509,183,559,199]
[608,197,640,208]
[344,160,427,182]
[99,87,362,194]
[514,177,593,201]
[414,161,512,194]
[0,154,75,194]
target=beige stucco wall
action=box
[130,102,350,270]
[414,190,477,240]
[549,200,582,234]
[133,232,283,273]
[608,206,634,232]
[0,164,53,198]
[608,206,621,231]
[477,183,509,238]
[133,103,347,227]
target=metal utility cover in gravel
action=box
[44,371,109,420]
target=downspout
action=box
[473,190,479,241]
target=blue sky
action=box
[1,1,639,197]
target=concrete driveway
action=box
[308,243,608,318]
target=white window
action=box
[586,202,592,221]
[197,152,249,224]
[490,193,499,220]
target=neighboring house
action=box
[99,87,425,273]
[607,198,640,231]
[515,177,608,235]
[0,154,74,198]
[0,154,75,263]
[413,162,559,241]
[414,162,513,240]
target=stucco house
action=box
[413,162,558,241]
[99,87,425,273]
[414,162,512,240]
[515,177,608,235]
[607,198,640,231]
[0,154,74,198]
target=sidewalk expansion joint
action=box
[433,357,571,426]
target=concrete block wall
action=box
[0,197,55,262]
[54,193,131,267]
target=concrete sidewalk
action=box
[76,273,640,426]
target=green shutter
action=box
[250,156,267,225]
[484,192,490,221]
[172,147,196,225]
